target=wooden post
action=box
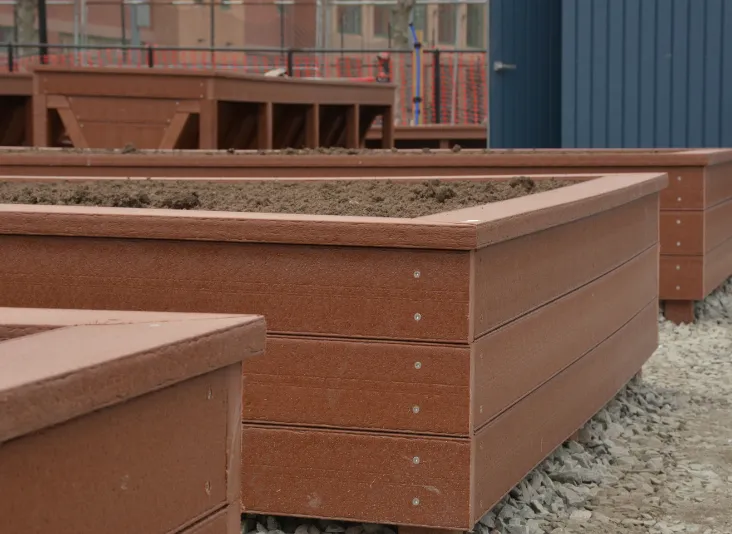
[381,105,395,148]
[305,103,320,148]
[258,102,273,150]
[664,300,695,325]
[345,104,360,149]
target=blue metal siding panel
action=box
[606,3,624,147]
[722,2,732,143]
[655,1,673,147]
[561,1,576,146]
[563,0,732,148]
[622,0,641,148]
[670,0,690,147]
[489,0,561,148]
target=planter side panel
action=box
[705,161,732,208]
[471,301,658,523]
[0,238,470,342]
[472,245,657,429]
[243,337,471,435]
[241,426,472,529]
[471,194,659,338]
[0,366,235,534]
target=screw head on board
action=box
[412,405,420,414]
[412,498,420,506]
[414,361,422,370]
[414,313,422,321]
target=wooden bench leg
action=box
[663,300,695,325]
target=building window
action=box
[338,5,362,35]
[466,4,484,48]
[373,4,427,38]
[437,4,456,45]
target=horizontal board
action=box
[659,210,704,255]
[703,233,732,296]
[473,246,657,429]
[241,426,471,529]
[0,236,470,342]
[704,197,732,253]
[659,254,704,301]
[472,194,658,337]
[38,71,207,100]
[1,369,231,534]
[243,337,470,435]
[471,302,657,524]
[704,161,732,208]
[182,507,231,534]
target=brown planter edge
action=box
[0,308,265,534]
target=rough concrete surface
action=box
[243,278,732,534]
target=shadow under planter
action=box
[0,307,266,534]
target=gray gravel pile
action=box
[243,280,732,534]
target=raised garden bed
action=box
[0,172,665,531]
[0,73,32,146]
[29,66,395,150]
[0,307,265,534]
[0,147,721,324]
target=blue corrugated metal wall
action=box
[562,0,732,148]
[489,0,562,148]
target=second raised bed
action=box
[0,172,665,531]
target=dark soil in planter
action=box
[0,177,574,218]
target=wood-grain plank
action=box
[471,301,657,524]
[471,194,659,338]
[243,337,470,435]
[659,254,704,301]
[472,246,657,430]
[0,235,471,342]
[1,369,231,534]
[241,426,471,529]
[659,210,704,255]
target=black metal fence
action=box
[1,43,487,125]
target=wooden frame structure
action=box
[2,147,721,324]
[0,73,32,146]
[30,66,395,150]
[0,307,266,534]
[365,124,487,149]
[0,172,664,531]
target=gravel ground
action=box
[242,280,732,534]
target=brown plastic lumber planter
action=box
[0,147,720,323]
[365,124,487,149]
[0,172,665,532]
[29,66,395,150]
[0,307,265,534]
[0,73,32,146]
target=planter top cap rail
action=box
[0,173,667,251]
[0,308,266,443]
[31,65,396,106]
[0,147,730,169]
